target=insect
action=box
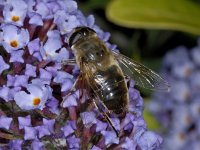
[62,26,169,136]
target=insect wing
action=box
[112,51,170,91]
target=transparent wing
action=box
[112,51,170,91]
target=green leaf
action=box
[143,107,161,130]
[106,0,200,35]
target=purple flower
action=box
[0,86,21,102]
[58,0,77,13]
[61,121,76,137]
[149,39,200,150]
[3,0,28,26]
[138,131,163,150]
[53,71,73,83]
[13,75,29,87]
[37,125,51,138]
[40,30,70,62]
[1,25,29,53]
[31,139,44,150]
[0,55,9,74]
[39,68,52,84]
[54,11,80,34]
[80,111,97,128]
[91,145,102,150]
[18,115,31,129]
[0,86,10,101]
[121,137,137,150]
[29,13,43,26]
[101,131,119,145]
[24,126,37,140]
[27,38,40,55]
[66,135,80,149]
[171,81,190,102]
[9,140,23,150]
[43,118,55,133]
[10,50,24,63]
[171,61,194,78]
[14,83,51,110]
[0,115,12,129]
[46,97,59,114]
[35,2,51,19]
[191,45,200,66]
[25,64,36,77]
[96,119,108,132]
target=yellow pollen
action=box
[12,16,20,22]
[10,40,18,48]
[32,97,41,106]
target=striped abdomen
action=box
[92,64,129,114]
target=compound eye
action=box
[69,32,82,47]
[69,27,96,47]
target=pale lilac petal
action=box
[2,25,29,52]
[53,71,73,83]
[24,126,37,140]
[9,140,23,150]
[35,2,50,18]
[96,120,108,132]
[138,131,163,150]
[0,116,12,129]
[18,115,31,129]
[0,86,9,101]
[3,0,27,26]
[43,118,55,133]
[101,131,119,145]
[25,64,36,77]
[13,75,29,87]
[61,121,76,137]
[27,38,40,55]
[10,50,24,63]
[46,97,59,114]
[80,111,97,127]
[31,139,44,150]
[91,145,102,150]
[29,13,43,26]
[61,79,73,92]
[37,125,51,138]
[0,55,9,74]
[7,74,16,87]
[66,135,80,149]
[39,68,52,83]
[62,94,77,107]
[121,137,137,150]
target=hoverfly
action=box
[62,26,169,136]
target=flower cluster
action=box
[148,40,200,150]
[0,0,162,149]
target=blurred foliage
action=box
[106,0,200,35]
[143,105,160,130]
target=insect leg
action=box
[92,97,119,137]
[61,59,76,66]
[61,74,82,107]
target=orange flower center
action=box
[10,40,18,48]
[12,16,20,22]
[32,97,41,106]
